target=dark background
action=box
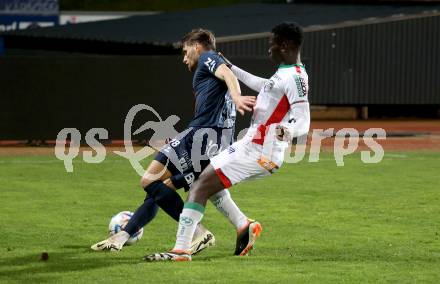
[1,0,439,140]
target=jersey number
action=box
[204,58,216,73]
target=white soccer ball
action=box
[108,211,143,245]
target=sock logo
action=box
[179,216,193,226]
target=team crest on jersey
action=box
[264,80,275,92]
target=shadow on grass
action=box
[61,245,91,250]
[0,250,138,281]
[0,248,239,282]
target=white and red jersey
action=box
[210,64,310,188]
[238,64,310,165]
[247,64,309,139]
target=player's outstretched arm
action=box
[230,65,268,93]
[217,52,268,92]
[215,64,256,115]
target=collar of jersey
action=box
[278,63,304,69]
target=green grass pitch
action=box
[1,151,439,283]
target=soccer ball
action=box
[108,211,143,245]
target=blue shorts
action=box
[154,127,233,190]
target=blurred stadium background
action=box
[0,0,439,146]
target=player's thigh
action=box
[140,160,173,188]
[143,129,194,189]
[211,142,269,187]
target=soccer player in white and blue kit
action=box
[145,22,310,261]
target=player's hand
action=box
[218,52,233,68]
[275,125,287,141]
[233,96,256,115]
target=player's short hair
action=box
[181,28,216,50]
[272,22,303,48]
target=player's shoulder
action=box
[270,67,293,85]
[278,64,307,76]
[198,51,225,73]
[277,65,308,85]
[199,50,223,63]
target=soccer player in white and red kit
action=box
[145,22,310,261]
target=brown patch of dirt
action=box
[0,146,135,157]
[310,120,440,151]
[1,120,439,155]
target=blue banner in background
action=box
[0,0,59,27]
[0,0,58,15]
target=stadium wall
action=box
[1,13,439,140]
[218,12,440,105]
[0,56,268,140]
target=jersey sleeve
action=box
[281,102,310,139]
[231,65,268,93]
[281,73,310,139]
[198,52,225,75]
[284,74,309,104]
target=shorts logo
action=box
[179,157,189,172]
[206,141,219,158]
[184,173,195,186]
[179,216,193,226]
[228,146,235,154]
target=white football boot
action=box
[190,224,216,255]
[90,231,130,252]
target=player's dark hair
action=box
[181,28,216,50]
[272,22,303,48]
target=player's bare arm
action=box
[214,64,256,115]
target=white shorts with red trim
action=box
[210,139,281,188]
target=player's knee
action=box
[163,178,176,190]
[140,177,149,189]
[140,174,155,189]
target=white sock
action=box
[210,189,248,231]
[174,202,205,252]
